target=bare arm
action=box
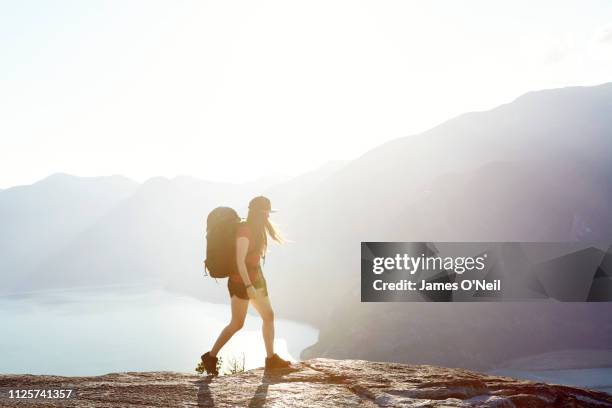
[236,237,252,287]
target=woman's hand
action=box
[246,285,264,299]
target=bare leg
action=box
[250,295,275,358]
[210,295,249,357]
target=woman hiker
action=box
[201,196,292,374]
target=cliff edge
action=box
[1,358,611,407]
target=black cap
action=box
[248,196,278,213]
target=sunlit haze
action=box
[1,0,612,188]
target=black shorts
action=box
[227,268,268,300]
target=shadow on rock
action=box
[196,375,215,407]
[195,368,300,408]
[248,369,300,408]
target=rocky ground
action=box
[1,358,611,407]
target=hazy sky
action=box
[1,0,611,188]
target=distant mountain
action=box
[0,174,138,291]
[5,163,344,300]
[269,82,612,323]
[8,177,250,297]
[262,83,612,368]
[263,160,348,215]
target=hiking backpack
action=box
[204,207,241,278]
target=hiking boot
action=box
[201,352,219,375]
[265,353,292,370]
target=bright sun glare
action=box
[1,1,612,188]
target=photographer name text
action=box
[371,253,500,292]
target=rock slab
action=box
[1,358,611,407]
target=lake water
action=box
[489,368,612,395]
[0,286,318,376]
